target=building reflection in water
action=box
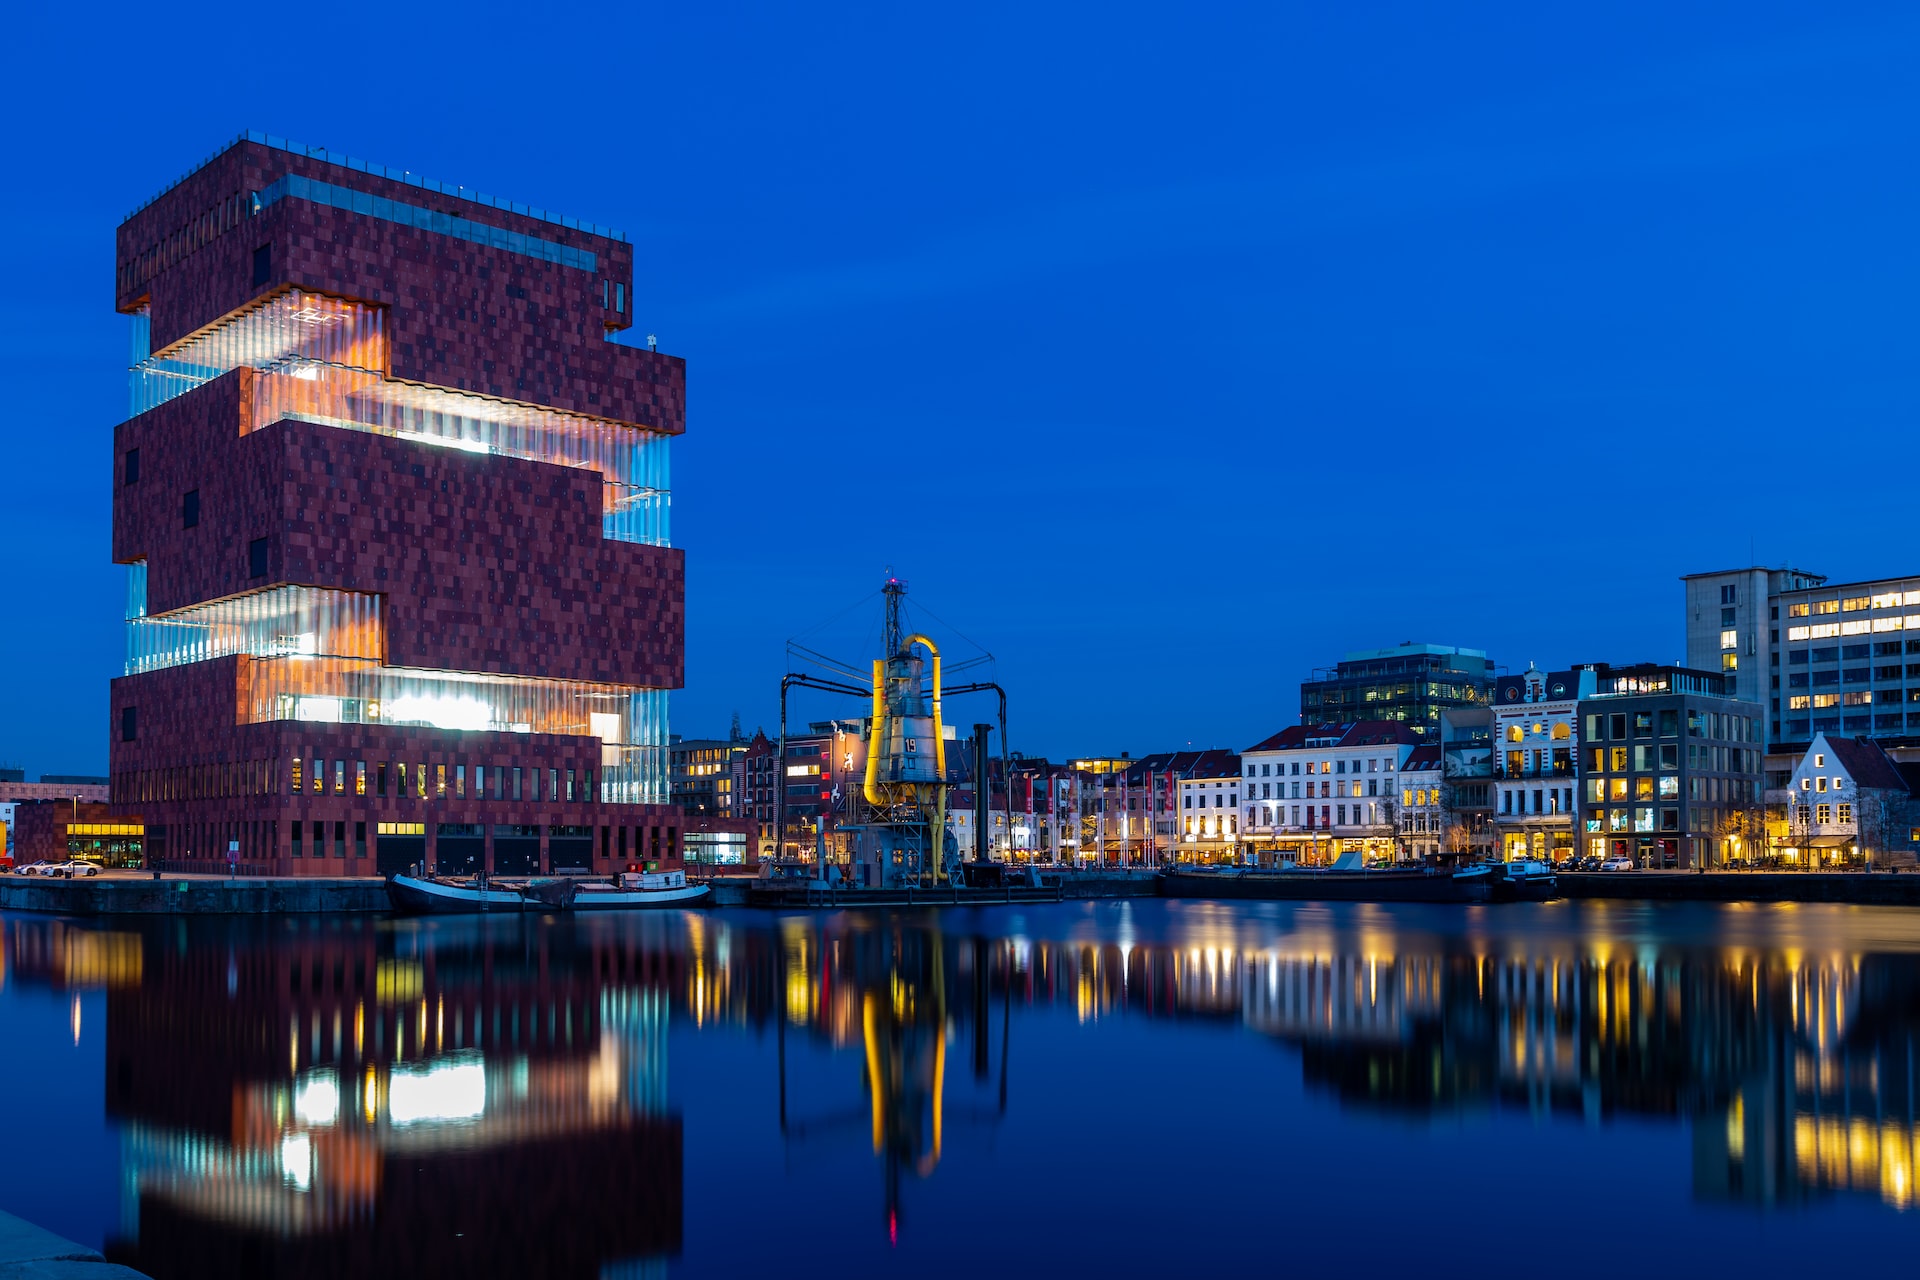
[2,899,1916,1273]
[668,904,1920,1215]
[2,914,684,1280]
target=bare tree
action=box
[1855,787,1906,869]
[1716,807,1756,869]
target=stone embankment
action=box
[0,873,387,915]
[1558,870,1920,905]
[723,870,1160,908]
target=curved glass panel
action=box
[127,586,384,675]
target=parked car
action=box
[1599,857,1634,872]
[14,861,53,876]
[46,861,101,878]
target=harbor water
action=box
[0,898,1915,1277]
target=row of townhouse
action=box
[716,564,1920,871]
[1230,661,1774,868]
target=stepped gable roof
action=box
[1243,720,1421,753]
[1823,736,1912,793]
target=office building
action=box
[1576,664,1764,869]
[1682,566,1920,749]
[1300,643,1494,739]
[108,133,685,875]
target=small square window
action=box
[182,489,199,529]
[124,448,140,486]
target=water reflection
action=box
[662,901,1920,1215]
[0,900,1916,1277]
[2,914,681,1279]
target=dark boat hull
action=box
[1489,875,1559,903]
[385,874,527,915]
[570,884,712,909]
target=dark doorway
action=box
[494,825,542,875]
[377,835,425,877]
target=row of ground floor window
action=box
[133,818,682,875]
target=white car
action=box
[13,861,54,876]
[1599,857,1635,872]
[46,861,102,878]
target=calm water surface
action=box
[1,899,1916,1277]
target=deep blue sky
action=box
[2,2,1917,773]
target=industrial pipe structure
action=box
[775,581,1011,883]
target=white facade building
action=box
[1177,768,1241,862]
[1396,744,1444,860]
[1778,733,1918,867]
[1240,721,1421,865]
[1492,662,1581,862]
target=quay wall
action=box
[0,875,387,915]
[1558,871,1920,905]
[729,871,1160,910]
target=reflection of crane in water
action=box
[776,928,1011,1241]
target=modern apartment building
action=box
[1575,664,1764,869]
[670,736,745,818]
[774,720,869,858]
[1300,643,1494,739]
[108,133,685,875]
[1437,706,1495,861]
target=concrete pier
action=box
[0,1210,147,1279]
[0,872,387,915]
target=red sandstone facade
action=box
[110,134,686,876]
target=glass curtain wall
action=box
[127,585,384,675]
[238,658,669,802]
[128,291,671,547]
[129,292,387,417]
[253,365,670,547]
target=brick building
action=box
[7,800,145,868]
[108,133,685,876]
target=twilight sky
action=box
[2,2,1917,774]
